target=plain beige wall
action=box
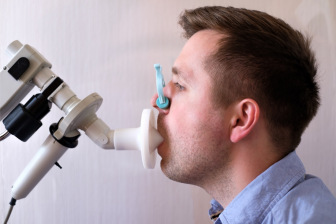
[0,0,335,223]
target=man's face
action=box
[152,30,233,186]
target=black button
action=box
[8,57,30,80]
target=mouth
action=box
[156,130,167,158]
[156,134,165,156]
[156,114,167,157]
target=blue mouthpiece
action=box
[154,64,170,109]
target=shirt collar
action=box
[209,151,305,224]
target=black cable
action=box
[3,198,16,224]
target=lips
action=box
[156,134,166,157]
[156,114,168,157]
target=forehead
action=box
[173,30,223,86]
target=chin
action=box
[160,165,190,184]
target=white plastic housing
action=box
[0,40,52,121]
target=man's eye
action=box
[174,82,185,90]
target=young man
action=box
[151,6,336,223]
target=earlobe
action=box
[230,99,260,143]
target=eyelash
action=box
[174,82,185,91]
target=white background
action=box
[0,0,335,223]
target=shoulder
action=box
[263,175,336,223]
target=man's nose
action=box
[151,82,171,114]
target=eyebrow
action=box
[172,66,179,76]
[172,66,189,81]
[172,66,193,87]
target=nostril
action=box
[151,95,170,115]
[157,107,170,115]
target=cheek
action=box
[164,87,226,143]
[167,99,201,133]
[166,108,188,134]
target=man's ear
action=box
[230,99,260,143]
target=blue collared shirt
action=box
[209,152,336,224]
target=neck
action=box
[201,142,282,208]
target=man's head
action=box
[151,6,320,187]
[179,6,320,154]
[153,30,233,186]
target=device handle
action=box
[11,128,79,200]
